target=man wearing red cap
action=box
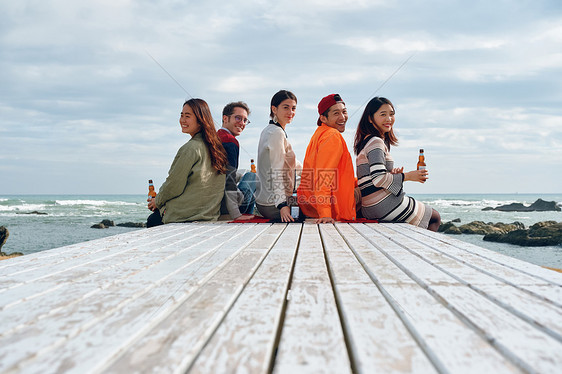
[297,94,357,223]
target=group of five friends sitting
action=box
[147,90,441,231]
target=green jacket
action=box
[155,132,226,223]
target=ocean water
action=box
[412,193,562,268]
[0,195,148,256]
[1,194,561,268]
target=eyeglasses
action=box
[230,115,250,125]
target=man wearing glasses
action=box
[217,101,256,220]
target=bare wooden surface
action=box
[1,222,561,373]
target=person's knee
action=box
[432,209,441,224]
[241,171,257,183]
[427,209,441,232]
[239,172,257,190]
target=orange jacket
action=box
[297,125,356,220]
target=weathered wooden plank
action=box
[1,223,270,374]
[401,226,562,306]
[0,223,182,275]
[1,221,559,374]
[99,223,288,374]
[371,223,562,341]
[397,223,562,286]
[379,224,562,300]
[353,223,562,373]
[0,224,239,336]
[432,284,562,374]
[188,224,302,374]
[0,223,248,372]
[0,223,196,290]
[0,224,224,313]
[0,225,162,271]
[338,223,522,374]
[318,224,438,374]
[273,223,351,374]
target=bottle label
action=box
[418,166,426,170]
[291,206,300,219]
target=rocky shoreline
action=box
[482,198,560,212]
[0,226,24,260]
[439,220,561,247]
[90,220,146,229]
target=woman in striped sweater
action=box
[354,97,441,231]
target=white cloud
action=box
[336,16,562,84]
[215,73,273,93]
[1,0,561,194]
[338,34,507,55]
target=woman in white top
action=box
[255,90,301,222]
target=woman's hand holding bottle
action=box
[404,169,428,183]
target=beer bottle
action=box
[288,174,300,220]
[148,179,157,199]
[417,149,426,170]
[289,190,300,219]
[250,159,256,173]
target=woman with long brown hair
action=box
[147,98,228,227]
[354,97,441,231]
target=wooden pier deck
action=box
[1,222,561,373]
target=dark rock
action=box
[495,202,529,212]
[484,221,562,246]
[438,221,462,234]
[459,221,500,235]
[100,219,115,227]
[117,222,146,228]
[482,232,503,242]
[445,225,462,235]
[482,207,494,211]
[0,226,24,259]
[92,220,141,229]
[1,252,24,260]
[16,210,48,215]
[493,221,526,231]
[452,218,461,223]
[458,221,524,235]
[529,221,562,242]
[0,226,9,251]
[529,220,558,230]
[528,199,561,212]
[439,221,455,232]
[484,230,529,244]
[482,198,560,212]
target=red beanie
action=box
[317,94,344,126]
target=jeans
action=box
[238,172,257,214]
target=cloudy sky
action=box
[1,0,561,195]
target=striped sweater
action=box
[356,136,431,228]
